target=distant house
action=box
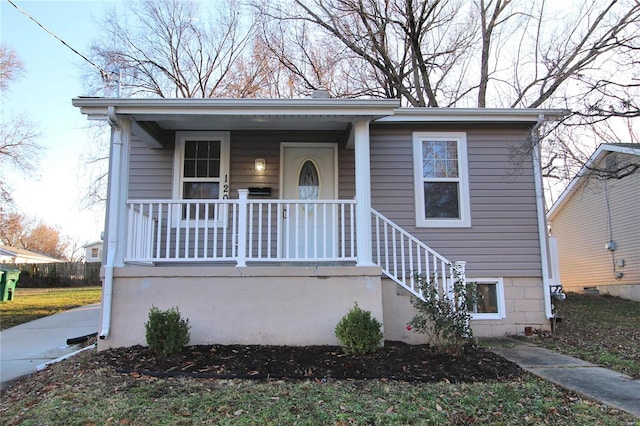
[0,245,63,265]
[83,241,103,263]
[74,95,566,351]
[548,144,640,302]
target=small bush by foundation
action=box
[145,306,191,356]
[335,302,383,355]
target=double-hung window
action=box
[413,132,470,227]
[173,131,230,226]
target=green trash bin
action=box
[0,269,20,301]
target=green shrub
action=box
[408,269,474,355]
[144,306,191,356]
[335,302,383,355]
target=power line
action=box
[6,0,115,81]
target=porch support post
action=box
[354,120,374,266]
[236,189,248,267]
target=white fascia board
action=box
[377,108,568,123]
[547,143,640,220]
[72,98,400,119]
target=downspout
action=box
[531,114,553,319]
[99,106,122,339]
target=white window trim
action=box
[172,131,230,227]
[412,132,471,228]
[467,277,506,320]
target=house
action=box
[548,144,640,302]
[73,95,565,351]
[0,245,63,265]
[83,241,104,263]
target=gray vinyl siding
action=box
[229,130,348,199]
[128,136,174,199]
[127,130,348,201]
[369,123,542,277]
[551,153,640,290]
[126,130,353,259]
[126,124,543,276]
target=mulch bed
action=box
[94,341,522,383]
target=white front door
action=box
[281,143,338,259]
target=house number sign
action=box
[222,174,229,199]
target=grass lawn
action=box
[0,290,639,424]
[1,349,636,425]
[528,292,640,378]
[0,287,102,330]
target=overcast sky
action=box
[2,0,115,246]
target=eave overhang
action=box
[72,97,400,121]
[377,108,568,123]
[73,98,569,148]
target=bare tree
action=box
[255,0,480,105]
[254,0,639,190]
[0,211,69,259]
[0,45,24,91]
[0,46,41,208]
[23,221,69,260]
[88,0,256,98]
[82,0,639,202]
[0,211,30,247]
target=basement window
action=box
[467,278,505,320]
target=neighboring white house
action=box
[73,95,566,351]
[83,241,104,263]
[548,143,640,302]
[0,245,63,265]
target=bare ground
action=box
[92,341,523,383]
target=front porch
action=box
[124,193,462,301]
[126,192,357,265]
[94,195,467,350]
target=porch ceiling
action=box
[73,97,401,145]
[141,114,359,131]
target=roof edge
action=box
[72,97,401,119]
[547,143,640,220]
[378,108,568,123]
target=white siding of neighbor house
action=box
[550,153,640,294]
[369,124,542,278]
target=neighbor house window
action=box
[91,248,99,258]
[467,278,505,320]
[173,132,230,225]
[413,132,470,227]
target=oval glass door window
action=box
[298,160,320,212]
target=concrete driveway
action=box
[0,303,100,391]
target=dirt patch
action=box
[93,341,522,383]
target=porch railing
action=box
[125,192,356,264]
[371,208,463,302]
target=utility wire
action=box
[6,0,115,81]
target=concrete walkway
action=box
[0,303,100,391]
[483,337,640,418]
